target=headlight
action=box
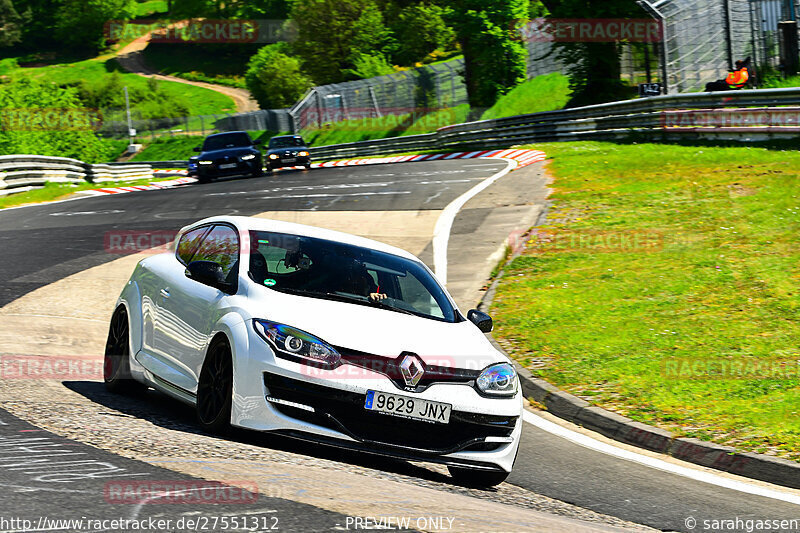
[476,363,518,397]
[198,160,213,165]
[241,154,256,161]
[254,319,340,367]
[268,154,278,160]
[298,151,309,157]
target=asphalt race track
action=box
[1,159,800,532]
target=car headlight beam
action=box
[298,151,309,157]
[254,319,340,367]
[268,154,279,160]
[241,154,256,161]
[198,160,213,165]
[476,363,518,397]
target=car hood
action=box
[250,288,506,370]
[267,146,308,156]
[199,147,258,159]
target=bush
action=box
[63,72,192,119]
[245,45,313,109]
[0,77,117,161]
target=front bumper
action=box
[268,155,311,169]
[197,159,262,177]
[231,325,522,472]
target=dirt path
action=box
[115,35,259,113]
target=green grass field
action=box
[12,58,236,116]
[491,141,800,460]
[303,104,470,146]
[481,72,571,120]
[132,0,169,17]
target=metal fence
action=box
[288,57,469,132]
[99,109,293,140]
[308,87,800,161]
[640,0,800,93]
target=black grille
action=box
[336,347,480,393]
[264,373,516,455]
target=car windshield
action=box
[269,137,305,149]
[248,230,457,322]
[203,133,252,151]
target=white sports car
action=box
[105,215,523,486]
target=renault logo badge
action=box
[399,354,424,387]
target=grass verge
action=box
[491,141,800,460]
[0,176,183,210]
[481,73,571,120]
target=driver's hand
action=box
[369,292,388,302]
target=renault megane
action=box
[104,216,523,486]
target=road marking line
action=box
[260,191,411,200]
[432,158,517,286]
[522,410,800,506]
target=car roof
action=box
[182,216,420,262]
[269,135,304,141]
[206,131,249,138]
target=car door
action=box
[140,226,208,361]
[152,224,240,394]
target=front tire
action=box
[196,337,233,434]
[447,466,510,488]
[104,307,143,394]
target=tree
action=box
[0,0,28,48]
[12,0,62,50]
[389,3,455,66]
[55,0,134,51]
[290,0,396,84]
[539,0,644,106]
[245,44,314,109]
[443,0,529,110]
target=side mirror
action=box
[193,146,202,152]
[467,309,493,333]
[185,260,233,293]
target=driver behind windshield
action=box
[335,259,387,303]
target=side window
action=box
[192,225,239,277]
[176,227,209,265]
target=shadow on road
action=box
[63,380,458,486]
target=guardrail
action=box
[308,87,800,160]
[0,155,154,198]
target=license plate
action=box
[365,390,451,424]
[282,157,296,163]
[219,163,237,169]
